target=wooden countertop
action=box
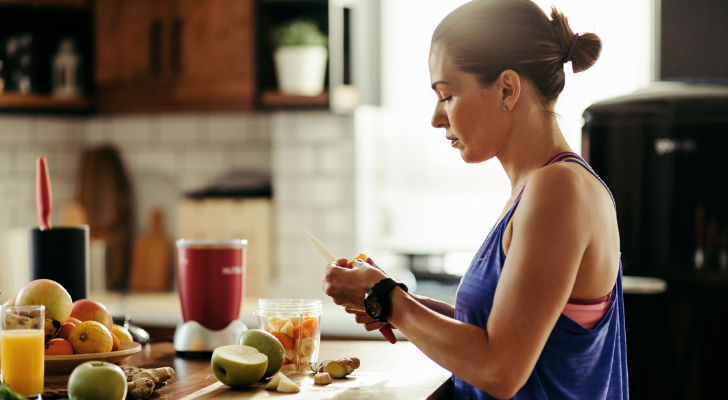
[57,340,451,399]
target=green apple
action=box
[238,329,285,378]
[211,345,268,388]
[16,279,72,323]
[68,361,128,400]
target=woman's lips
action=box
[448,137,459,147]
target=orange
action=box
[346,254,367,268]
[111,324,133,342]
[68,321,113,354]
[270,331,294,350]
[45,338,74,356]
[302,317,319,338]
[111,333,120,351]
[58,322,76,341]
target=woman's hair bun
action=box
[550,6,602,73]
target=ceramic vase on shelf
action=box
[274,45,328,96]
[270,19,328,96]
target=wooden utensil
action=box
[128,208,172,292]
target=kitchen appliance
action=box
[583,82,728,399]
[29,157,89,302]
[583,82,728,276]
[173,239,248,353]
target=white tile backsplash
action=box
[159,115,200,141]
[0,109,357,301]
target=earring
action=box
[502,105,508,111]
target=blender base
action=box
[173,319,248,353]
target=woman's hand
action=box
[322,257,388,310]
[344,306,394,332]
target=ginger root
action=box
[314,372,333,385]
[309,358,360,378]
[124,367,175,399]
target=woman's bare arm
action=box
[323,166,594,399]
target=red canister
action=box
[176,239,247,330]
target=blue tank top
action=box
[451,152,629,399]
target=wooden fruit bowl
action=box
[44,340,142,376]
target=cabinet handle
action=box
[171,18,183,74]
[149,20,163,76]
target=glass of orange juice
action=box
[1,305,45,397]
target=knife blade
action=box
[305,230,398,344]
[305,230,337,263]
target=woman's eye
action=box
[439,96,452,103]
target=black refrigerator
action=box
[583,82,728,399]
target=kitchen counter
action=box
[80,340,451,399]
[90,274,667,339]
[89,292,407,340]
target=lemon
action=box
[111,324,133,342]
[69,321,113,354]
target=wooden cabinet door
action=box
[95,0,175,111]
[171,0,255,109]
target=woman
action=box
[322,0,627,399]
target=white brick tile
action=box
[178,173,211,192]
[111,116,151,142]
[0,150,13,172]
[322,210,355,235]
[84,117,113,144]
[56,151,81,172]
[0,116,33,142]
[36,117,72,141]
[16,151,40,172]
[295,113,341,141]
[136,151,177,174]
[232,150,270,172]
[299,179,341,205]
[159,116,199,141]
[208,114,249,140]
[183,151,227,171]
[273,178,299,206]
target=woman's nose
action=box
[431,106,448,129]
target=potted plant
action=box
[270,20,328,96]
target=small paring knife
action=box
[305,230,398,344]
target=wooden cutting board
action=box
[178,342,451,400]
[128,208,172,292]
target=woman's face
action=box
[429,46,508,163]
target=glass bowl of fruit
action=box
[254,299,322,371]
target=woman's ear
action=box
[499,70,521,111]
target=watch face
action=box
[365,295,382,318]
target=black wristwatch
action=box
[364,278,408,323]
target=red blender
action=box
[173,239,248,353]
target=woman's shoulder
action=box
[519,160,607,219]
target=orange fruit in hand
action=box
[45,338,74,356]
[346,254,367,268]
[111,333,121,351]
[68,321,113,354]
[58,322,76,341]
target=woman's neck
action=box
[496,103,572,192]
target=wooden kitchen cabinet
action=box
[95,0,255,112]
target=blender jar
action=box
[255,298,323,371]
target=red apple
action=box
[70,299,113,331]
[67,317,82,325]
[3,294,16,307]
[16,279,73,323]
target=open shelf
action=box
[259,89,329,108]
[0,0,90,9]
[0,92,91,111]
